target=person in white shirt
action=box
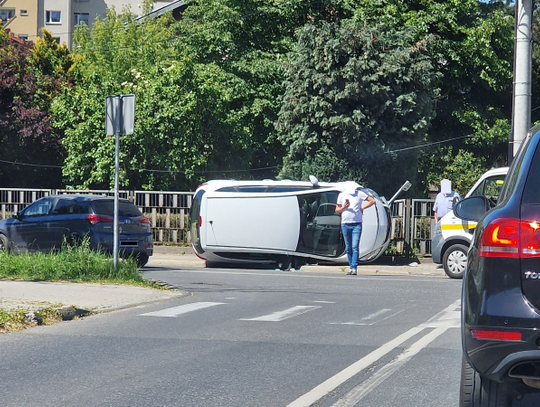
[335,186,375,275]
[433,179,460,224]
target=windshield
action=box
[296,191,344,257]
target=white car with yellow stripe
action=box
[431,167,508,278]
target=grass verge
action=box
[0,307,64,333]
[0,240,163,333]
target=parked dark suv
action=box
[455,125,540,406]
[0,195,153,266]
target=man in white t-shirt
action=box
[335,186,376,275]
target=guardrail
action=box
[0,188,434,256]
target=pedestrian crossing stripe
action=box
[239,305,321,322]
[140,302,226,318]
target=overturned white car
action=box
[189,177,411,269]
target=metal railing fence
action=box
[0,188,434,256]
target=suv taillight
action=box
[139,217,150,224]
[479,218,540,258]
[87,215,113,224]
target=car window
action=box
[522,141,540,204]
[52,199,91,215]
[469,175,505,202]
[499,135,532,202]
[23,198,54,218]
[297,191,342,257]
[90,200,142,217]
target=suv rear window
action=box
[499,135,533,203]
[522,141,540,204]
[91,200,143,217]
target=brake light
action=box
[139,217,150,224]
[479,218,519,258]
[471,329,522,341]
[199,216,202,228]
[521,220,540,256]
[87,215,113,224]
[478,218,540,258]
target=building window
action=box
[0,8,15,22]
[20,10,28,16]
[18,34,28,40]
[53,37,61,44]
[74,13,89,26]
[46,10,61,24]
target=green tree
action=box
[172,0,359,182]
[276,21,441,196]
[353,0,514,195]
[54,3,257,190]
[0,26,75,187]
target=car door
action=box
[45,198,87,251]
[9,197,55,253]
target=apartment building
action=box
[0,0,178,48]
[0,0,39,41]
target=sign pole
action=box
[105,94,135,270]
[113,97,123,270]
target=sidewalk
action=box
[0,247,445,316]
[149,245,446,278]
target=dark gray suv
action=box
[0,195,153,266]
[455,125,540,406]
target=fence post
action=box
[404,199,412,258]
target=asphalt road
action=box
[0,247,446,313]
[0,264,463,407]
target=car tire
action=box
[276,255,292,271]
[135,253,149,267]
[443,243,468,279]
[460,355,511,406]
[0,234,9,253]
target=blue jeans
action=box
[341,222,362,270]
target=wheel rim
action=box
[447,250,467,274]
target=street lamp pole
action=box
[511,0,533,160]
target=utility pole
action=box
[511,0,533,160]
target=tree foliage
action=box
[53,5,229,190]
[171,0,359,183]
[0,0,527,199]
[350,0,514,195]
[0,26,75,187]
[277,21,441,196]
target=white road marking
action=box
[286,299,461,407]
[313,301,336,304]
[331,327,448,407]
[421,299,461,328]
[239,305,321,322]
[139,302,226,317]
[333,308,404,326]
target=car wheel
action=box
[135,253,149,267]
[460,354,511,406]
[443,243,468,279]
[0,234,9,253]
[292,257,305,270]
[276,255,292,271]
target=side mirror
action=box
[11,212,20,220]
[454,196,492,222]
[452,195,461,209]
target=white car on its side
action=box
[189,176,411,269]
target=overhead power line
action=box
[1,134,477,172]
[384,134,475,154]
